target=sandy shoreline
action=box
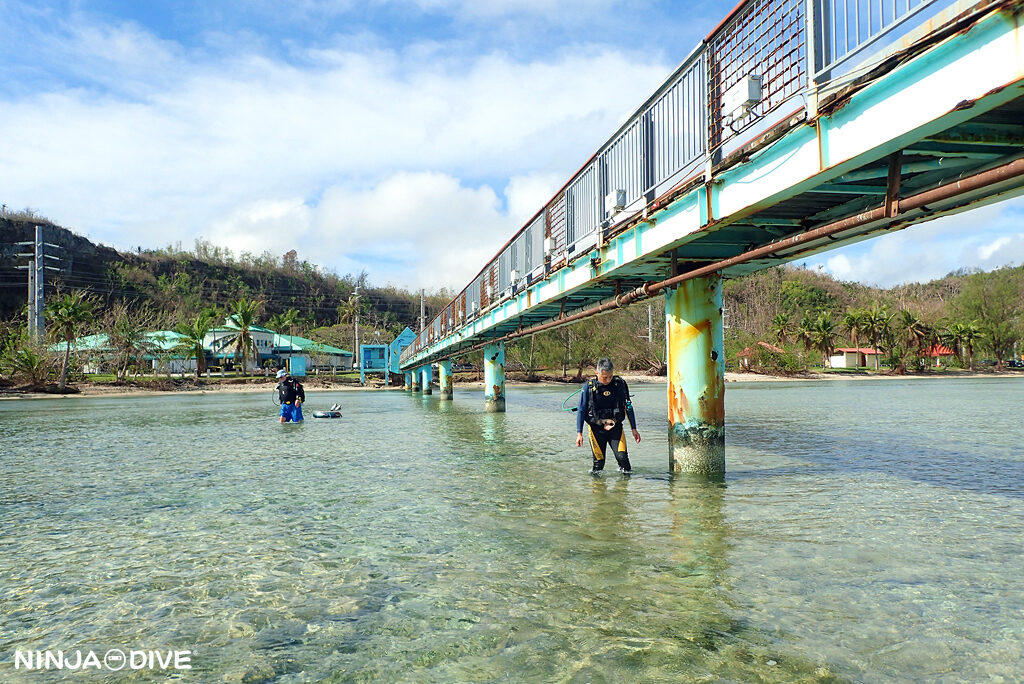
[2,368,1023,400]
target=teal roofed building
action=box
[50,330,198,375]
[203,317,276,372]
[272,334,352,376]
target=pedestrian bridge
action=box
[398,0,1024,474]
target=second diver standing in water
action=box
[276,368,305,423]
[574,358,640,473]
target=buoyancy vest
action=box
[277,379,298,404]
[586,376,627,424]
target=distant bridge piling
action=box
[483,342,506,413]
[420,365,433,395]
[438,359,453,400]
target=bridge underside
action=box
[401,4,1024,370]
[410,96,1024,364]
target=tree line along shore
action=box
[2,218,1023,394]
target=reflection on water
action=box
[1,378,1022,682]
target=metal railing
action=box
[812,0,962,79]
[402,0,968,364]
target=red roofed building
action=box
[923,343,956,366]
[830,347,884,369]
[737,341,786,369]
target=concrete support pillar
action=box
[404,371,412,391]
[421,365,433,395]
[665,276,725,476]
[483,342,505,413]
[411,368,421,393]
[438,359,453,400]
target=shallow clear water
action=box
[1,378,1022,682]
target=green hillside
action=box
[3,215,1022,384]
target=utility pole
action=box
[353,285,360,371]
[420,289,425,332]
[13,225,61,341]
[647,303,653,343]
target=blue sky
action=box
[1,0,1021,291]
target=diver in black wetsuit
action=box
[276,368,305,423]
[574,358,641,473]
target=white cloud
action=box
[206,171,517,290]
[0,17,670,291]
[977,236,1012,261]
[401,0,625,18]
[504,172,563,225]
[802,202,1024,286]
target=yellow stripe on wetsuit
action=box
[587,425,604,461]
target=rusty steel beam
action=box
[885,151,903,218]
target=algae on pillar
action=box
[483,342,505,413]
[404,371,412,392]
[665,277,725,476]
[421,365,433,395]
[438,359,453,400]
[411,369,421,393]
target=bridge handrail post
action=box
[805,0,819,119]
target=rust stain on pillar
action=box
[666,277,725,476]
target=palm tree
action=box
[267,313,287,335]
[45,291,95,390]
[796,313,815,355]
[336,294,363,326]
[216,298,263,376]
[842,308,867,351]
[863,303,892,370]
[810,312,838,369]
[174,313,212,378]
[770,313,790,346]
[106,303,157,381]
[337,293,365,365]
[960,321,984,370]
[269,308,301,371]
[2,344,54,386]
[941,321,966,366]
[899,309,932,370]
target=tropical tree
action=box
[809,312,838,368]
[899,309,932,370]
[863,303,892,370]
[337,293,366,363]
[336,294,364,326]
[960,321,985,370]
[281,308,301,345]
[796,313,816,357]
[842,308,867,350]
[954,267,1023,367]
[105,303,159,381]
[1,340,54,386]
[215,298,263,375]
[941,321,966,366]
[174,313,213,378]
[770,313,791,346]
[45,291,96,390]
